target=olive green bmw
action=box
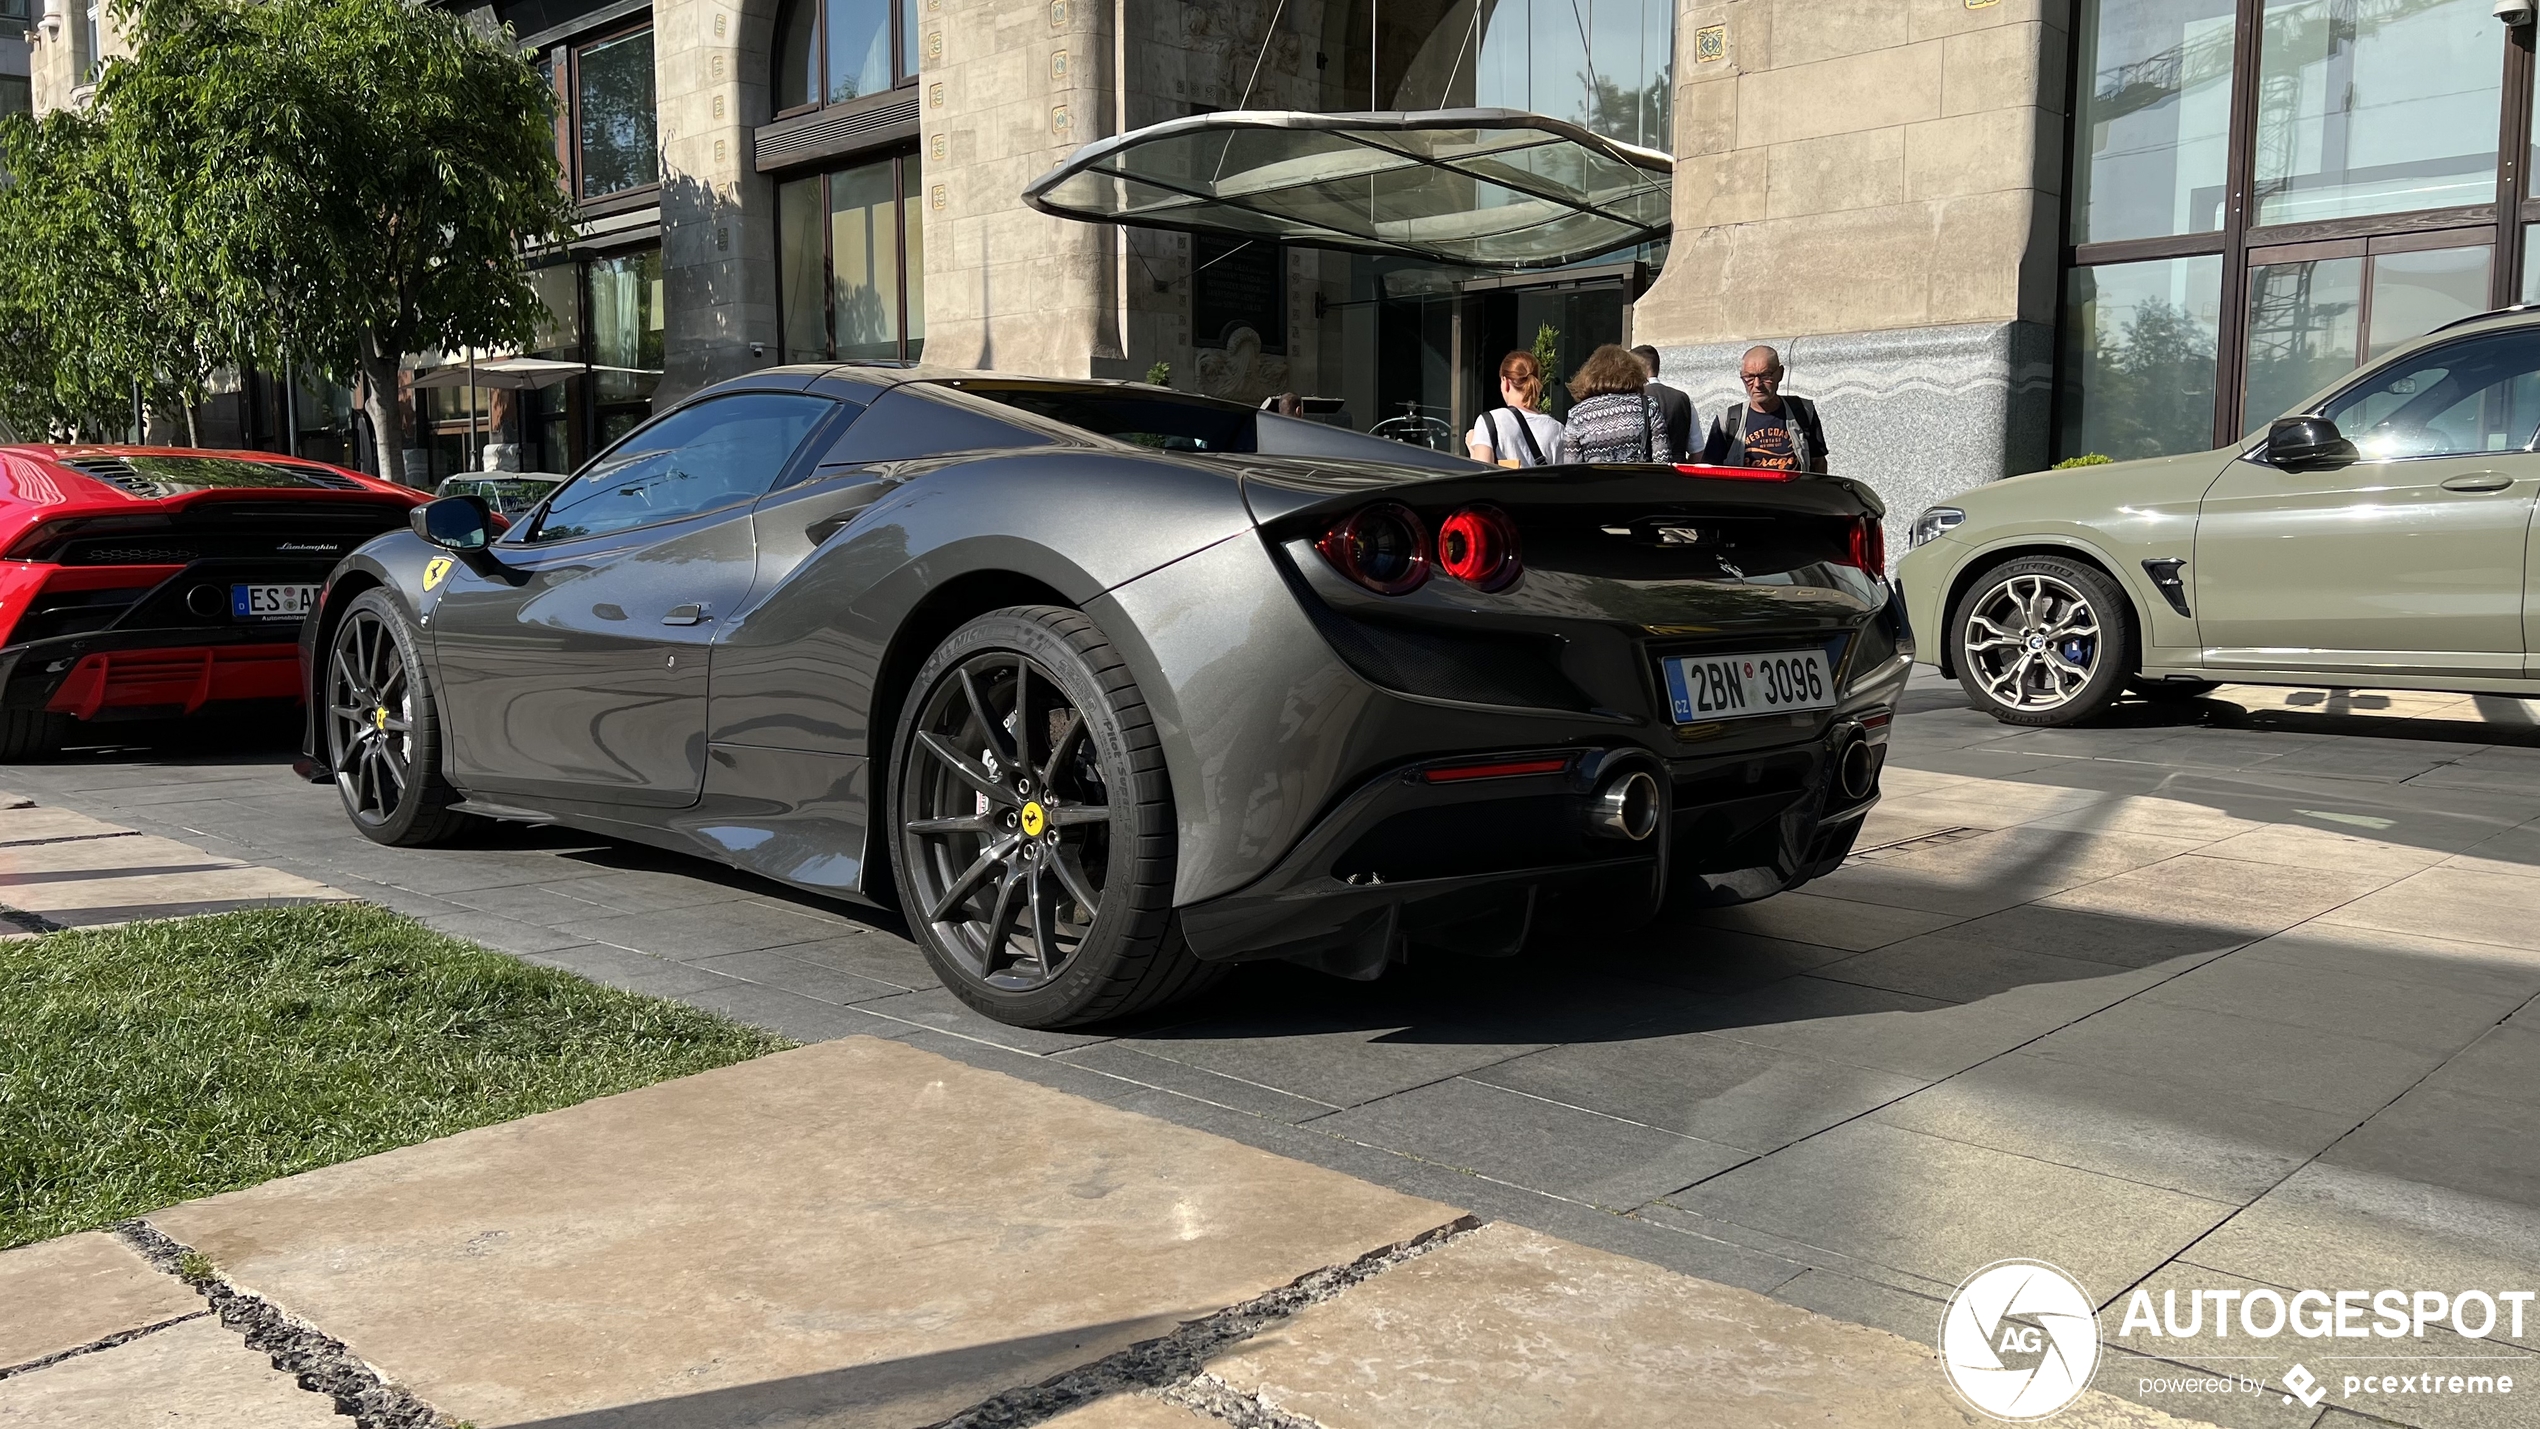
[1898,309,2540,727]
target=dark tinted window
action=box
[951,383,1257,452]
[532,393,834,542]
[2320,330,2540,460]
[816,385,1054,464]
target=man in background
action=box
[1630,344,1696,461]
[1702,345,1829,474]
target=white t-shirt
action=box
[1466,407,1564,466]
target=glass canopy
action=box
[1022,109,1674,271]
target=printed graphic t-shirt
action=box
[1740,407,1799,470]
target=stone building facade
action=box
[24,0,2538,534]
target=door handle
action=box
[2440,472,2514,492]
[661,603,708,626]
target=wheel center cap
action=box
[2026,634,2047,652]
[1019,801,1047,838]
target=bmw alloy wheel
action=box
[327,606,417,828]
[900,649,1112,991]
[1961,572,2101,711]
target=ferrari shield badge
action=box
[423,556,453,591]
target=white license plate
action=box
[232,583,319,620]
[1661,648,1835,722]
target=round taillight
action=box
[1316,503,1429,595]
[1436,504,1521,591]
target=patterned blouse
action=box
[1554,393,1675,464]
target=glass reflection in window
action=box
[2069,0,2235,245]
[1396,0,1668,151]
[778,154,925,363]
[577,28,658,198]
[2252,0,2499,226]
[2243,256,2362,429]
[2364,246,2489,361]
[774,0,916,113]
[2058,256,2222,461]
[587,249,665,446]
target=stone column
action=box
[1634,0,2067,539]
[655,0,781,405]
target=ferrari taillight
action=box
[1843,516,1886,575]
[1315,503,1429,595]
[1435,504,1522,592]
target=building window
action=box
[778,152,925,361]
[82,0,103,83]
[0,77,29,120]
[774,0,920,116]
[587,247,666,444]
[2058,0,2535,458]
[543,24,659,201]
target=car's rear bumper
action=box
[1175,716,1887,978]
[0,627,304,720]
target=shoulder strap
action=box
[1509,408,1547,465]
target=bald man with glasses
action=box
[1702,346,1830,474]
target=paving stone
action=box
[1809,827,2210,918]
[2413,1023,2540,1100]
[2183,1164,2540,1354]
[1871,1051,2358,1205]
[0,1232,199,1371]
[1466,1029,1925,1154]
[1664,1119,2240,1298]
[0,1316,338,1427]
[2096,1345,2329,1429]
[751,932,934,988]
[1203,1221,2220,1429]
[150,1037,1462,1429]
[520,942,735,998]
[1580,922,1858,995]
[2439,820,2540,880]
[671,978,888,1043]
[687,947,909,1006]
[2316,866,2540,953]
[1814,936,2171,1004]
[2193,822,2456,879]
[554,897,862,960]
[2321,1084,2540,1211]
[1052,1043,1340,1122]
[854,986,1121,1054]
[1306,1076,1752,1209]
[2131,956,2525,1056]
[2035,856,2398,939]
[2229,924,2540,1002]
[1704,970,2162,1082]
[2022,1001,2450,1119]
[1892,901,2256,970]
[1686,890,1966,951]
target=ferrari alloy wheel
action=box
[1950,556,2135,728]
[325,589,472,846]
[892,606,1221,1027]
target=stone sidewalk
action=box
[0,1036,2210,1429]
[0,790,342,935]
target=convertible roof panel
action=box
[1022,109,1673,271]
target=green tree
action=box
[12,0,576,479]
[0,107,230,440]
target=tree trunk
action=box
[357,346,407,487]
[182,399,199,448]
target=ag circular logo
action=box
[1939,1259,2100,1421]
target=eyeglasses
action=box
[1740,371,1782,385]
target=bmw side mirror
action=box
[412,495,492,551]
[2267,416,2359,472]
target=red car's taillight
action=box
[1436,504,1522,592]
[1844,516,1886,575]
[1315,503,1429,595]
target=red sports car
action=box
[0,446,427,759]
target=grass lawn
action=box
[0,903,789,1248]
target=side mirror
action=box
[2267,416,2359,472]
[411,495,493,551]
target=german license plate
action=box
[232,583,319,620]
[1661,649,1835,722]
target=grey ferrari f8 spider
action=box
[302,364,1910,1028]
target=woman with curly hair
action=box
[1553,344,1675,464]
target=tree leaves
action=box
[0,0,574,470]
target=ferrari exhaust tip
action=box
[1590,769,1660,841]
[1835,731,1878,803]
